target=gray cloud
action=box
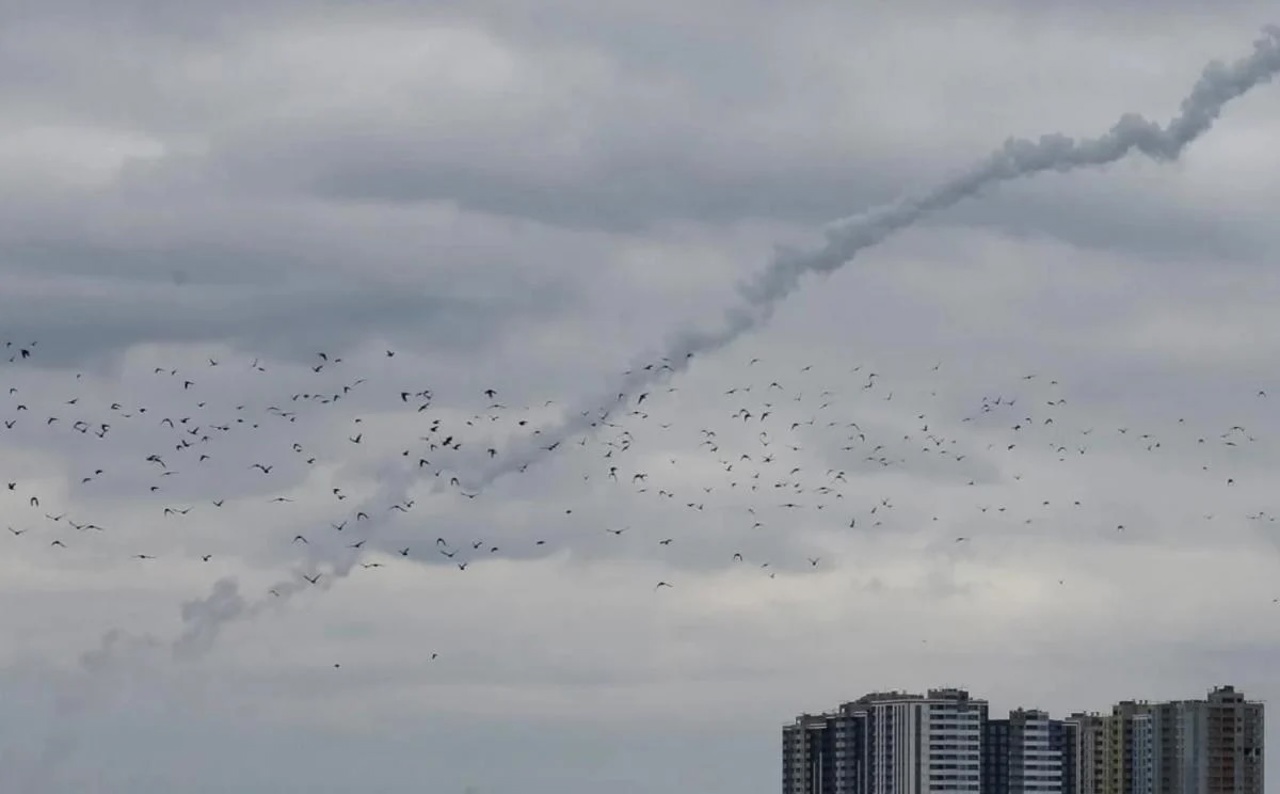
[3,3,1280,793]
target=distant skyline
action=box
[2,3,1280,793]
[788,682,1265,716]
[786,684,1264,794]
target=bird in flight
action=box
[5,327,1273,684]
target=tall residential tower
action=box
[1150,685,1264,794]
[782,688,986,794]
[786,685,1262,794]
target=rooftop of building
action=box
[785,684,1261,728]
[850,687,983,704]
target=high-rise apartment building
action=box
[782,702,874,794]
[783,713,836,794]
[983,709,1063,794]
[1052,719,1078,794]
[1009,709,1063,793]
[1066,713,1106,794]
[1103,700,1155,794]
[1149,685,1264,794]
[785,685,1262,794]
[985,717,1012,794]
[781,688,986,794]
[870,688,986,793]
[1132,711,1155,794]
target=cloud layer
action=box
[3,3,1280,793]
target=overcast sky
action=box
[3,2,1280,792]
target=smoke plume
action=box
[13,629,162,793]
[171,22,1280,652]
[24,31,1277,786]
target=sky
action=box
[2,2,1280,792]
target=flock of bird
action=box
[4,335,1279,635]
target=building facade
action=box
[785,686,1262,794]
[783,713,835,794]
[1132,712,1155,794]
[1066,713,1107,794]
[1008,709,1063,793]
[1052,719,1078,794]
[782,688,986,794]
[1103,700,1155,794]
[1149,685,1264,794]
[984,717,1012,794]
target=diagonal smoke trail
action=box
[13,629,163,793]
[456,22,1280,488]
[30,25,1280,782]
[168,23,1280,653]
[22,24,1280,783]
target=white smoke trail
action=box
[32,27,1280,775]
[172,22,1280,648]
[459,23,1280,488]
[12,629,162,793]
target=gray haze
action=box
[2,3,1280,793]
